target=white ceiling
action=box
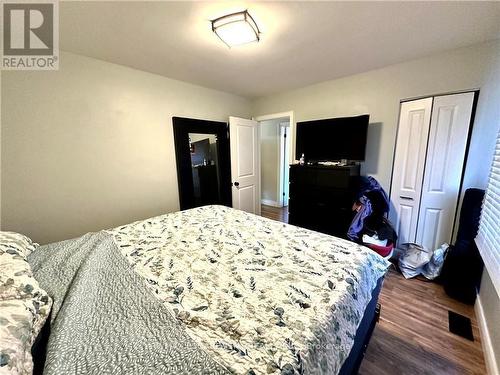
[60,1,500,99]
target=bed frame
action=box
[338,277,383,374]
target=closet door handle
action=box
[400,196,413,200]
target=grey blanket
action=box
[28,232,229,375]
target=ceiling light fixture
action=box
[211,10,260,47]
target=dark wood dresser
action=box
[288,164,360,238]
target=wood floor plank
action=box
[261,204,289,223]
[260,204,487,375]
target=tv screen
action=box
[295,114,369,161]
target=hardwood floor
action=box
[261,204,289,223]
[360,268,486,375]
[260,204,487,375]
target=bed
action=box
[27,205,389,375]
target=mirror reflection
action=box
[188,133,221,206]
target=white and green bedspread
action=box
[107,205,390,374]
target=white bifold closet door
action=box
[390,92,474,249]
[415,93,474,250]
[390,98,433,245]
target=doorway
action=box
[254,112,294,217]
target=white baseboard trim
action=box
[475,294,499,375]
[261,199,282,207]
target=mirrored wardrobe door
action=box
[173,117,231,210]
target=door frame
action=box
[253,111,295,207]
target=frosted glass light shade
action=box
[212,10,260,47]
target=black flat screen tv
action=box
[295,114,369,162]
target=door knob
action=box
[234,182,240,187]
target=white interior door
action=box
[416,92,474,250]
[229,116,261,215]
[389,97,433,246]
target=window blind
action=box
[476,128,500,296]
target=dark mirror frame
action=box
[173,117,232,210]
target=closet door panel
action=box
[416,92,474,250]
[419,208,441,250]
[401,110,427,195]
[390,97,433,246]
[396,203,415,245]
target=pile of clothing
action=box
[347,176,397,257]
[398,242,449,279]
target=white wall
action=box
[464,45,500,190]
[1,51,251,244]
[252,41,500,193]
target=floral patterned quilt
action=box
[107,205,390,375]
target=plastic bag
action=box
[422,244,449,280]
[398,243,433,279]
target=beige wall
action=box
[1,51,251,244]
[189,134,217,144]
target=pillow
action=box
[0,300,38,375]
[0,232,38,258]
[0,232,52,375]
[0,232,40,300]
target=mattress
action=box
[106,205,390,374]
